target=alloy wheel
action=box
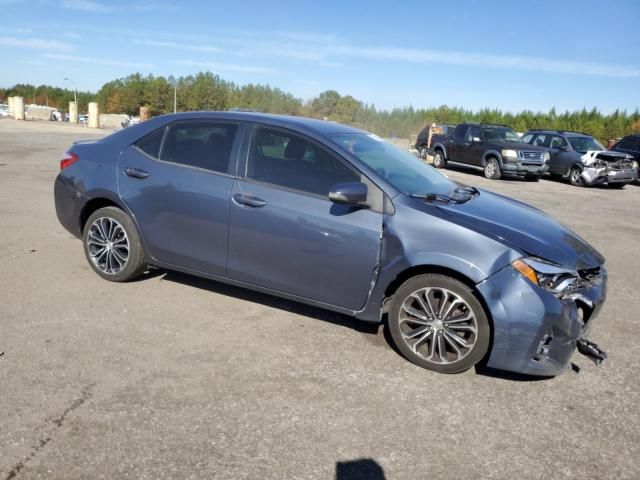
[86,217,129,274]
[398,287,478,364]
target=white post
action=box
[88,102,99,128]
[69,101,78,123]
[14,96,25,120]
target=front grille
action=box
[521,151,544,161]
[609,160,634,170]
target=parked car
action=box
[522,130,638,188]
[54,112,607,376]
[432,123,550,180]
[610,134,640,180]
[415,124,456,159]
[79,114,88,124]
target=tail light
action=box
[60,152,79,170]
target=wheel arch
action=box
[432,143,447,159]
[482,150,502,167]
[381,263,495,365]
[79,196,126,233]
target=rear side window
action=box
[247,127,360,197]
[134,128,165,158]
[453,126,467,141]
[159,122,238,173]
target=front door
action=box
[464,125,484,166]
[118,121,241,275]
[227,126,383,310]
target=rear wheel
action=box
[569,166,584,187]
[83,206,147,282]
[484,158,502,180]
[419,146,428,159]
[388,274,490,374]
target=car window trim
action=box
[131,119,244,177]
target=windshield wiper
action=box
[409,192,467,204]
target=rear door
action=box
[227,125,383,310]
[548,135,570,174]
[118,120,242,275]
[448,125,468,162]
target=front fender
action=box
[483,150,503,166]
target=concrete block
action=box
[88,102,99,128]
[140,106,150,122]
[69,102,78,123]
[25,105,55,121]
[99,113,129,129]
[13,97,25,120]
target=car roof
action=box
[526,129,591,137]
[153,111,366,135]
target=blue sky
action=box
[1,0,639,112]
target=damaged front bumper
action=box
[476,264,607,376]
[581,165,637,185]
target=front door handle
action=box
[232,193,267,208]
[124,167,150,179]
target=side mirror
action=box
[328,182,368,205]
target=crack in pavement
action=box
[3,383,96,480]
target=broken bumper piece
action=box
[576,338,607,366]
[581,166,637,185]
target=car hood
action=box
[435,189,604,270]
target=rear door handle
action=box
[124,167,150,179]
[232,193,267,208]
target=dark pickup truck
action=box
[431,123,550,180]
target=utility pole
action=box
[174,84,177,113]
[64,77,77,104]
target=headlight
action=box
[501,149,518,160]
[512,257,578,293]
[632,160,639,170]
[544,152,550,162]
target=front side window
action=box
[533,135,548,147]
[330,133,454,195]
[247,127,361,196]
[550,136,567,149]
[159,122,238,173]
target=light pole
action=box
[64,77,77,104]
[174,83,177,113]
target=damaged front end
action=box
[477,258,608,376]
[579,150,638,186]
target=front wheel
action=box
[83,206,147,282]
[569,166,584,187]
[433,150,446,168]
[484,158,502,180]
[388,274,490,374]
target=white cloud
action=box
[133,38,225,54]
[61,0,113,13]
[0,36,71,51]
[176,60,274,74]
[44,53,153,69]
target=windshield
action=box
[482,126,521,142]
[567,136,605,152]
[329,133,454,195]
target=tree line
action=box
[2,72,639,141]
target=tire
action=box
[82,206,147,282]
[388,274,490,374]
[483,157,502,180]
[419,146,428,159]
[433,150,446,168]
[569,166,584,187]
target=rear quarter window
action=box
[134,128,165,159]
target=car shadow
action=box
[154,269,554,382]
[157,269,381,335]
[444,164,529,182]
[335,458,386,480]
